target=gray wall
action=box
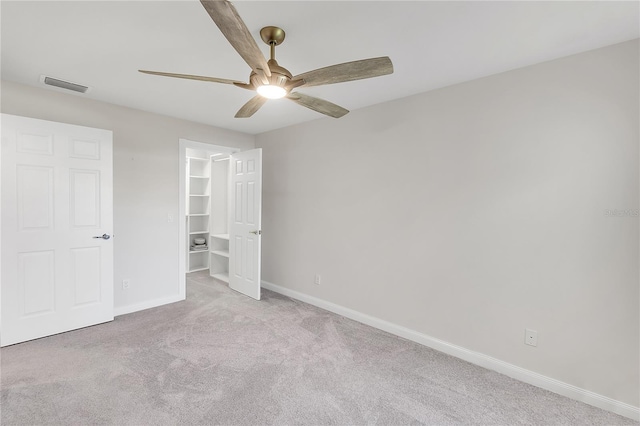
[256,40,639,405]
[1,80,254,312]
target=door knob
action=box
[249,230,262,235]
[93,233,111,240]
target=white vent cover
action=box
[39,75,90,93]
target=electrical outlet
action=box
[167,213,174,223]
[314,274,321,285]
[122,279,131,290]
[525,329,538,347]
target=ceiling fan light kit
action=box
[256,84,286,99]
[139,0,394,119]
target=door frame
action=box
[178,138,238,298]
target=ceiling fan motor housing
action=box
[250,59,292,91]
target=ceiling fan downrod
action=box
[260,26,286,62]
[270,41,276,61]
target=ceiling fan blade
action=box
[286,92,349,118]
[138,70,243,85]
[200,0,271,77]
[293,56,393,88]
[235,95,268,118]
[233,82,255,91]
[285,79,305,92]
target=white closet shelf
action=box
[210,249,229,258]
[211,272,229,283]
[211,233,229,240]
[187,155,212,274]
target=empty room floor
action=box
[1,271,635,425]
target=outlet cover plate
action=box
[525,328,538,347]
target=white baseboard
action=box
[114,294,184,317]
[261,280,639,421]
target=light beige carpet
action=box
[1,271,636,425]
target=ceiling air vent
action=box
[40,75,89,93]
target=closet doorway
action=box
[178,139,263,300]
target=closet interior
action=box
[186,147,233,283]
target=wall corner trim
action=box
[261,280,639,421]
[114,294,184,317]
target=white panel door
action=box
[229,149,262,300]
[1,114,114,346]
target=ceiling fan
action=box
[139,0,393,119]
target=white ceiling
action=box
[2,1,638,135]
